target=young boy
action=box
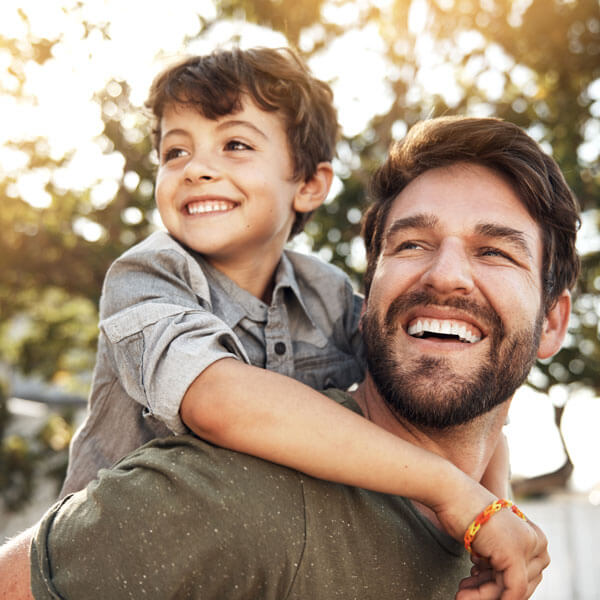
[61,46,541,577]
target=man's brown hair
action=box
[146,46,338,236]
[362,116,580,312]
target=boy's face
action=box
[155,98,303,272]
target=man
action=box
[1,116,579,599]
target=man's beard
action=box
[362,290,544,429]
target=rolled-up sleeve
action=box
[99,235,250,434]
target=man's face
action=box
[362,163,546,428]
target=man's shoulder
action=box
[32,436,309,599]
[111,435,306,506]
[82,435,309,559]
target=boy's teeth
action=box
[187,201,233,214]
[407,318,482,343]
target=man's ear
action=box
[537,290,571,359]
[293,162,334,214]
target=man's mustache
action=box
[382,290,505,338]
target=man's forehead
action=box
[385,163,535,226]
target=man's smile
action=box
[406,317,482,343]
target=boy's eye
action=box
[224,140,252,151]
[162,147,188,163]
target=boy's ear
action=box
[537,290,571,359]
[293,162,334,214]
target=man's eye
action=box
[481,247,513,261]
[395,241,423,252]
[162,148,187,162]
[225,140,252,151]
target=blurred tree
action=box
[0,29,157,389]
[1,0,599,499]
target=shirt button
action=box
[274,342,286,355]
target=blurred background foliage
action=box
[1,0,599,508]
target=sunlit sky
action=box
[2,0,600,495]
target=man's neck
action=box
[351,375,510,485]
[351,375,512,534]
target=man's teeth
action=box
[407,319,482,343]
[187,201,232,214]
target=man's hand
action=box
[455,516,549,600]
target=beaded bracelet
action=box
[464,499,527,555]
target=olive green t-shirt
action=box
[31,391,471,599]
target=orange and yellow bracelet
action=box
[464,499,527,555]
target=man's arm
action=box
[0,527,35,600]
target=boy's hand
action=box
[455,514,549,600]
[429,464,549,600]
[456,559,503,600]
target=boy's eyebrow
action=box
[160,120,269,143]
[215,119,269,140]
[475,223,533,258]
[161,128,191,142]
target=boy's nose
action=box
[420,238,474,295]
[183,153,219,182]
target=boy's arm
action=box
[181,358,494,532]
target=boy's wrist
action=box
[428,467,497,541]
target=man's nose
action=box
[183,152,219,182]
[420,238,474,295]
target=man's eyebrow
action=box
[385,214,439,241]
[475,223,533,258]
[216,119,268,139]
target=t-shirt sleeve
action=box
[30,437,306,600]
[99,238,250,434]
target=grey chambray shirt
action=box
[61,230,365,496]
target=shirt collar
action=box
[272,251,318,329]
[193,251,316,329]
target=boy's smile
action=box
[184,197,237,215]
[155,99,306,291]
